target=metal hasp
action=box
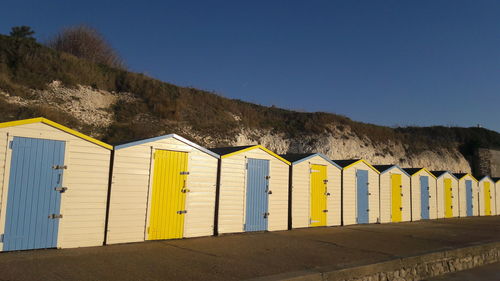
[48,214,63,219]
[54,187,68,193]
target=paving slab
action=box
[0,216,499,281]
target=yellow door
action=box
[148,150,188,240]
[391,174,402,222]
[310,164,327,227]
[484,182,491,216]
[444,178,453,218]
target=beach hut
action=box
[280,153,342,229]
[0,118,112,251]
[332,159,380,225]
[106,134,218,244]
[431,171,459,219]
[403,168,437,221]
[373,165,411,223]
[494,178,500,215]
[478,176,496,216]
[453,173,478,217]
[211,145,290,234]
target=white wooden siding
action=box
[107,137,217,244]
[342,162,379,225]
[291,156,341,228]
[379,168,411,223]
[0,123,110,251]
[218,148,289,234]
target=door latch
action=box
[48,214,63,219]
[180,171,190,175]
[267,190,272,194]
[322,209,328,213]
[177,210,188,214]
[325,192,331,196]
[323,179,329,184]
[52,165,67,170]
[181,188,190,193]
[263,212,270,218]
[54,187,68,193]
[265,176,271,180]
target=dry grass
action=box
[0,34,499,161]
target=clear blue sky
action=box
[1,1,499,132]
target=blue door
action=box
[465,180,473,216]
[356,169,369,224]
[3,137,65,251]
[420,176,430,219]
[244,158,270,232]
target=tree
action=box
[10,26,35,39]
[46,25,125,69]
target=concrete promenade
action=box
[0,216,499,281]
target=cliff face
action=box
[0,82,472,173]
[231,129,471,173]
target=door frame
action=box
[421,175,431,220]
[0,135,69,251]
[243,158,270,232]
[355,168,369,224]
[390,173,402,222]
[144,147,191,240]
[309,164,327,227]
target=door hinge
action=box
[177,210,188,214]
[52,165,67,170]
[180,171,190,175]
[0,234,3,242]
[9,141,13,149]
[48,214,63,219]
[54,187,68,193]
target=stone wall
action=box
[473,148,500,177]
[341,243,500,281]
[253,242,500,281]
